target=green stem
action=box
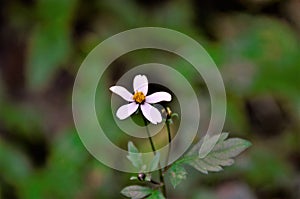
[165,120,172,167]
[143,117,156,154]
[143,117,167,197]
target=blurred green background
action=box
[0,0,300,198]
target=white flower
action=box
[110,75,172,124]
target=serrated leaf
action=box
[148,152,160,171]
[168,164,187,188]
[198,133,229,158]
[184,133,251,174]
[127,141,143,169]
[146,190,165,199]
[210,138,252,159]
[187,133,229,156]
[121,185,152,199]
[128,141,139,153]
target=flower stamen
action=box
[133,91,146,104]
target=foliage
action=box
[127,141,161,172]
[27,0,78,90]
[122,133,251,197]
[167,163,187,188]
[1,0,299,198]
[184,133,251,174]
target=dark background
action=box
[0,0,300,198]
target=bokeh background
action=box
[1,0,300,198]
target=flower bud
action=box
[137,173,146,181]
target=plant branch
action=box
[143,117,156,154]
[165,119,172,168]
[143,117,167,197]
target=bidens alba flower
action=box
[110,75,172,124]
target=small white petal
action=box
[110,86,134,102]
[116,102,139,120]
[146,92,172,104]
[141,103,162,124]
[133,75,148,95]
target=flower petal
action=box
[116,102,139,120]
[110,86,134,102]
[146,92,172,104]
[133,75,148,95]
[141,103,162,124]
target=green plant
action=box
[110,74,251,198]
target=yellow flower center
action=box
[133,91,146,104]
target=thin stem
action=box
[143,117,156,154]
[165,120,172,168]
[143,117,167,197]
[159,170,166,197]
[150,179,161,186]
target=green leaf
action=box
[184,133,251,174]
[127,141,143,169]
[148,152,160,171]
[20,129,89,199]
[27,0,78,91]
[168,163,187,188]
[27,26,70,90]
[0,140,32,185]
[121,185,152,199]
[146,190,165,199]
[0,102,42,137]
